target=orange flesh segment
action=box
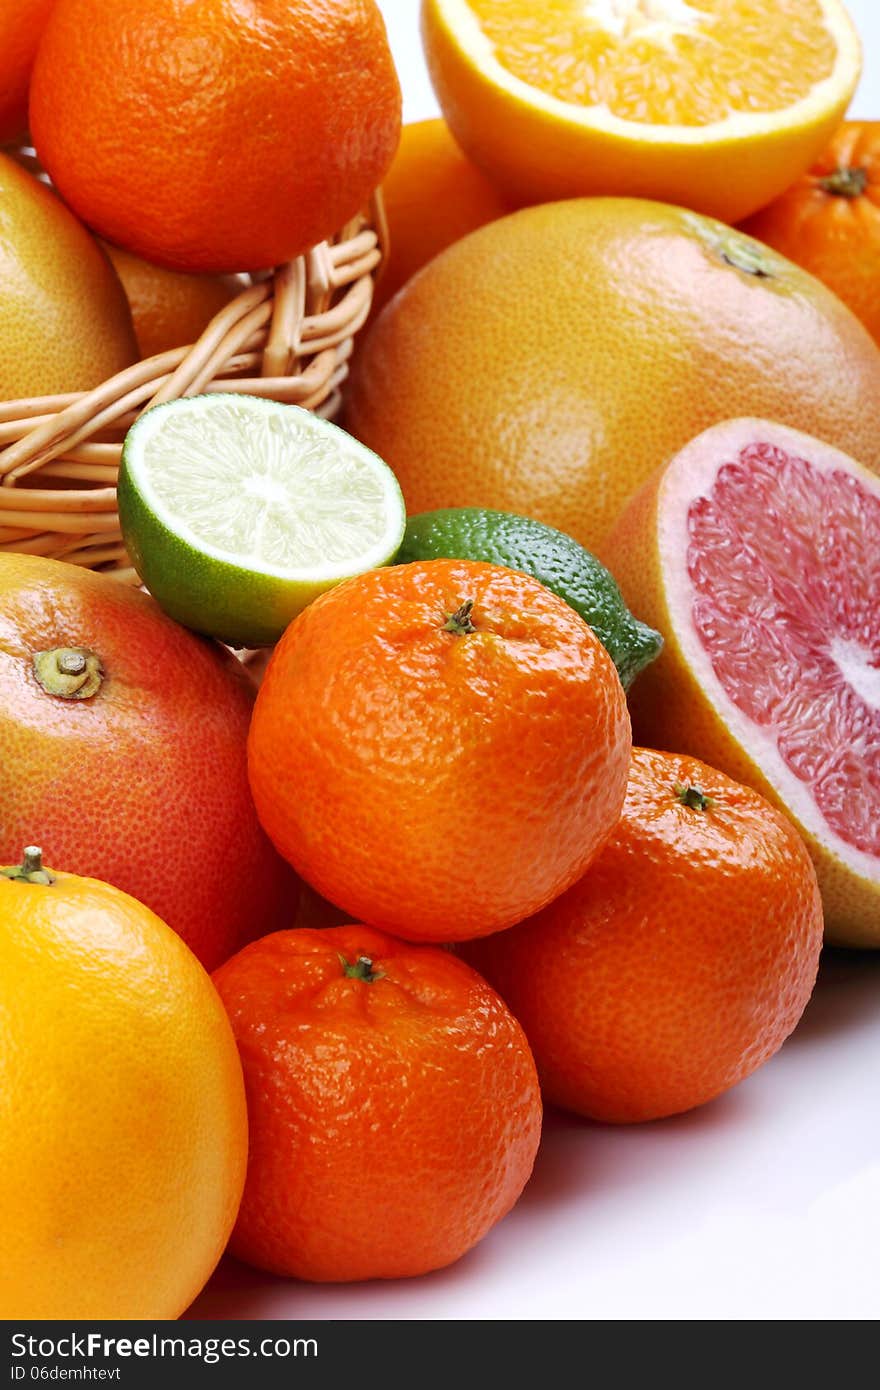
[467,0,839,126]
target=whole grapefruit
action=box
[0,849,247,1319]
[0,553,295,970]
[248,560,631,941]
[0,152,136,400]
[345,198,880,553]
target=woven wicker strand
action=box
[0,191,387,581]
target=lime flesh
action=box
[118,394,406,647]
[396,507,662,689]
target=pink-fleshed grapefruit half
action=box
[602,418,879,947]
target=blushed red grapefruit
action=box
[603,418,880,946]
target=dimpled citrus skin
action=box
[0,553,295,971]
[0,152,136,399]
[741,121,880,346]
[0,0,57,142]
[345,198,880,553]
[0,865,247,1319]
[464,748,824,1124]
[247,559,631,941]
[212,925,542,1281]
[29,0,401,273]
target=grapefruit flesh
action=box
[605,418,880,945]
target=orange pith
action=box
[463,746,824,1124]
[467,0,837,125]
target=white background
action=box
[190,1,880,1322]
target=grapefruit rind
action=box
[626,416,880,945]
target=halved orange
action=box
[421,0,862,223]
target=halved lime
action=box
[118,394,406,647]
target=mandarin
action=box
[29,0,401,273]
[741,121,880,345]
[247,560,631,941]
[212,925,541,1281]
[464,748,824,1124]
[0,0,57,143]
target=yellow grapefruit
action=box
[421,0,862,223]
[345,198,880,554]
[602,417,880,947]
[0,850,247,1318]
[0,153,136,400]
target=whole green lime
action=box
[396,508,662,689]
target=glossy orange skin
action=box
[0,0,57,143]
[212,925,542,1281]
[0,553,296,971]
[248,560,631,941]
[742,123,880,345]
[0,861,247,1319]
[464,748,824,1124]
[373,117,511,315]
[29,0,401,273]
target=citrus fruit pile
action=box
[0,0,878,1324]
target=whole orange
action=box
[741,121,880,346]
[0,553,295,971]
[0,152,137,399]
[464,748,824,1124]
[345,198,880,553]
[372,117,510,315]
[212,924,541,1281]
[102,242,240,359]
[248,559,631,942]
[0,0,57,143]
[29,0,401,273]
[0,849,247,1319]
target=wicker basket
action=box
[0,181,387,584]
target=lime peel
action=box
[118,394,406,647]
